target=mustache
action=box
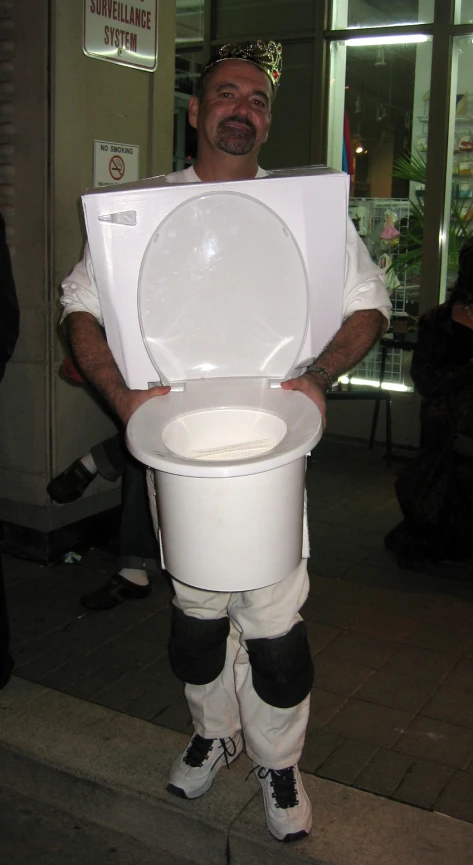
[218,114,256,135]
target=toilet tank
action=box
[82,167,349,390]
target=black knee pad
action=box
[246,621,314,709]
[169,607,230,685]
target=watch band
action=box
[306,363,334,393]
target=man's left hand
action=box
[281,374,327,426]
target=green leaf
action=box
[388,150,471,278]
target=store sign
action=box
[83,1,158,71]
[93,140,139,187]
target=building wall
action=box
[0,0,176,538]
[0,0,50,529]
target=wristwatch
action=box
[306,364,334,393]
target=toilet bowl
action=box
[82,168,349,591]
[127,377,322,590]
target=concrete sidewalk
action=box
[0,783,192,865]
[2,676,473,865]
[3,437,473,861]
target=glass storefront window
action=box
[174,0,204,169]
[459,0,473,23]
[214,0,316,39]
[443,35,473,301]
[176,0,204,43]
[332,0,433,30]
[174,49,204,171]
[328,33,433,390]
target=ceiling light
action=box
[346,34,430,47]
[355,146,364,153]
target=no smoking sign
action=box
[93,140,139,187]
[109,154,125,180]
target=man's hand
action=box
[281,375,327,426]
[114,384,171,425]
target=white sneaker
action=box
[167,732,243,799]
[254,763,312,842]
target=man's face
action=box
[189,60,273,158]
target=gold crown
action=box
[202,40,283,90]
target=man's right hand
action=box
[281,374,327,427]
[114,384,171,425]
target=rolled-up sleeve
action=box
[343,218,391,322]
[60,242,104,326]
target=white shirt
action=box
[60,165,391,326]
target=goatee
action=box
[215,115,257,156]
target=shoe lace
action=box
[184,734,239,769]
[220,735,240,768]
[183,734,215,767]
[252,765,299,809]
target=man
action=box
[61,41,390,842]
[0,211,20,691]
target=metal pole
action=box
[203,0,213,64]
[310,0,332,165]
[418,0,455,313]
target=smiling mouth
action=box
[219,116,256,134]
[224,122,252,131]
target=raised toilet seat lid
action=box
[138,191,310,385]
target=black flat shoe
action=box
[80,574,151,610]
[47,459,96,504]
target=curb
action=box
[1,678,473,865]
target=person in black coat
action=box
[385,235,473,566]
[0,212,20,689]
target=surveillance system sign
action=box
[84,1,158,71]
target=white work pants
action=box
[172,559,310,770]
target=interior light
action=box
[338,376,410,392]
[355,145,364,154]
[346,34,430,47]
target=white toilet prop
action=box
[82,168,348,591]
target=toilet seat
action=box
[126,377,323,478]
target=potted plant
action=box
[390,151,473,282]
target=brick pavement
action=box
[4,437,473,822]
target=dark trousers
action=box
[91,435,158,570]
[0,554,13,689]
